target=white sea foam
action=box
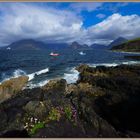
[26,67,79,89]
[28,68,49,81]
[0,69,26,84]
[63,67,79,84]
[2,61,140,87]
[27,73,35,81]
[0,67,49,85]
[35,68,49,75]
[13,69,26,77]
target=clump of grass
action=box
[48,107,61,121]
[47,106,77,122]
[30,122,45,135]
[23,105,78,136]
[64,106,73,120]
[23,115,45,136]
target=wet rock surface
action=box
[0,64,140,137]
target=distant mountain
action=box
[0,39,69,50]
[111,37,140,52]
[108,37,128,48]
[70,41,82,49]
[90,43,107,49]
[89,37,127,50]
[69,41,91,50]
[1,39,47,50]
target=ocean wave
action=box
[25,61,140,89]
[0,69,26,84]
[0,67,49,84]
[28,67,49,81]
[13,69,26,77]
[1,61,139,87]
[63,67,79,84]
[26,67,79,89]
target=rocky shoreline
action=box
[0,64,140,138]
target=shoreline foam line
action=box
[27,67,49,81]
[89,61,140,68]
[0,67,49,84]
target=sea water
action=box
[0,48,140,88]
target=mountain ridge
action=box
[1,39,47,50]
[0,39,69,50]
[0,37,131,51]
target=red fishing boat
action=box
[49,52,59,56]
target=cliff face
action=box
[111,38,140,52]
[0,64,140,138]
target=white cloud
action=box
[0,3,140,46]
[87,13,140,45]
[0,3,86,46]
[96,13,106,19]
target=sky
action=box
[0,2,140,46]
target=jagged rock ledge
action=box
[0,64,140,138]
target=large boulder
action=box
[0,106,25,134]
[66,84,79,95]
[23,101,47,119]
[65,82,118,137]
[76,64,140,135]
[42,79,68,106]
[0,76,29,103]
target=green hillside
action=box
[111,37,140,52]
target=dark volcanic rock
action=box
[76,64,140,135]
[42,79,69,106]
[23,101,48,119]
[0,64,140,137]
[0,129,29,138]
[33,118,86,138]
